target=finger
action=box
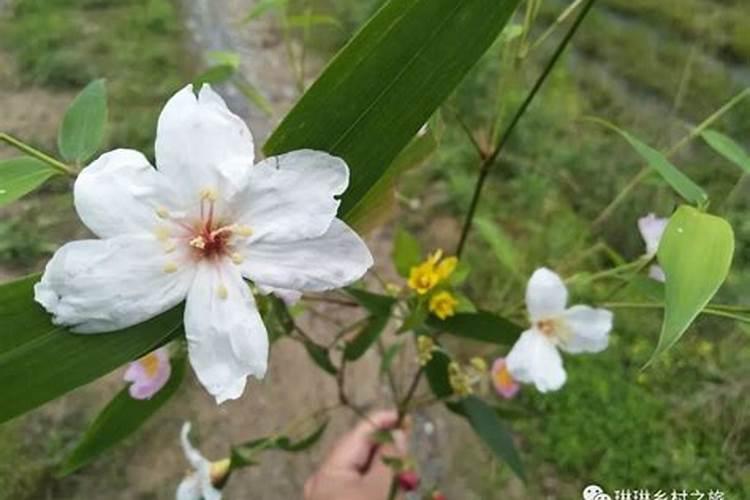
[323,410,399,471]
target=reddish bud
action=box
[431,491,446,500]
[397,470,421,492]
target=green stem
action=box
[455,0,598,257]
[0,133,76,176]
[603,302,750,324]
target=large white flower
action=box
[506,268,613,392]
[177,422,227,500]
[34,84,373,403]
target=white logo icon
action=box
[582,484,612,500]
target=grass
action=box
[0,0,191,271]
[0,0,190,155]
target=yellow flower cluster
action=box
[416,335,437,366]
[429,291,458,320]
[448,357,488,397]
[407,250,457,295]
[407,249,460,319]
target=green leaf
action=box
[0,157,58,208]
[701,129,750,174]
[474,217,524,283]
[397,300,428,334]
[594,119,708,206]
[231,420,328,468]
[264,0,522,218]
[392,227,423,278]
[193,65,236,88]
[424,350,452,398]
[59,351,187,475]
[346,288,396,316]
[346,120,439,230]
[58,79,107,164]
[276,420,329,451]
[344,314,391,361]
[0,274,184,423]
[648,206,734,365]
[286,14,341,29]
[243,0,288,22]
[453,396,524,480]
[303,339,337,375]
[427,311,523,345]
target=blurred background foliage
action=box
[0,0,748,498]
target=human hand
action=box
[304,410,408,500]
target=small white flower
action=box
[638,213,669,282]
[506,268,613,392]
[177,422,226,500]
[34,84,373,403]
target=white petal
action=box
[559,305,613,354]
[184,260,268,404]
[176,474,202,500]
[506,330,566,392]
[638,213,669,256]
[256,284,303,306]
[34,235,194,333]
[649,264,666,282]
[180,422,209,471]
[74,149,179,239]
[155,85,254,200]
[526,267,568,321]
[239,218,372,292]
[234,150,349,241]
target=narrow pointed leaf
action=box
[0,274,184,423]
[0,157,58,207]
[648,205,734,364]
[453,396,525,480]
[595,119,708,205]
[303,339,337,375]
[59,352,187,475]
[427,311,523,345]
[701,129,750,174]
[424,350,452,398]
[264,0,522,218]
[344,314,391,361]
[392,227,423,278]
[346,288,396,316]
[58,79,107,164]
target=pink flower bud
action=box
[397,470,421,492]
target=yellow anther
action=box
[199,188,218,201]
[189,236,206,249]
[163,261,178,274]
[217,284,228,300]
[163,240,177,253]
[155,226,171,242]
[156,206,170,219]
[230,252,244,265]
[235,225,253,237]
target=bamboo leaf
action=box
[264,0,522,219]
[59,351,187,475]
[593,119,708,206]
[0,274,183,423]
[701,129,750,174]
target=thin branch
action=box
[0,133,76,176]
[455,0,598,256]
